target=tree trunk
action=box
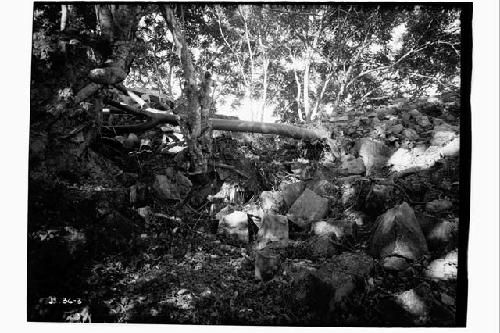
[303,57,311,121]
[104,103,327,140]
[244,87,254,121]
[292,68,304,122]
[211,119,326,140]
[152,26,166,96]
[89,6,138,84]
[242,13,256,121]
[260,57,269,122]
[167,57,174,97]
[161,5,213,175]
[312,73,333,117]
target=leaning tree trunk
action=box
[103,102,328,141]
[161,5,213,175]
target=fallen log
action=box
[102,101,328,140]
[211,119,326,140]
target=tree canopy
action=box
[32,3,461,123]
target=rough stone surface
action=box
[426,219,458,252]
[260,190,285,213]
[425,199,452,213]
[382,256,410,271]
[364,183,395,216]
[217,211,249,242]
[256,214,289,250]
[280,181,306,207]
[123,133,139,149]
[255,246,282,281]
[403,128,419,141]
[175,171,192,194]
[356,139,392,176]
[311,220,355,240]
[425,249,458,280]
[431,129,456,147]
[308,236,337,258]
[314,252,374,310]
[307,179,335,197]
[283,252,373,312]
[389,146,445,173]
[390,123,404,134]
[416,115,432,128]
[438,137,459,156]
[369,202,429,263]
[282,259,317,283]
[153,173,192,201]
[340,157,366,175]
[416,212,439,236]
[287,189,329,229]
[394,288,430,325]
[337,177,360,205]
[242,203,264,229]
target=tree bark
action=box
[258,30,269,122]
[303,57,311,121]
[161,5,213,175]
[260,57,269,122]
[103,102,327,140]
[290,60,304,122]
[241,8,256,121]
[312,72,333,118]
[87,5,139,86]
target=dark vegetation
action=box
[28,3,466,326]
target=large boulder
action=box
[255,245,282,281]
[364,183,396,216]
[311,220,355,241]
[152,172,192,201]
[426,218,458,252]
[388,146,444,174]
[416,115,432,128]
[255,214,289,250]
[390,123,404,134]
[280,181,306,207]
[425,249,458,280]
[431,128,456,147]
[307,235,338,258]
[307,179,335,197]
[242,202,264,229]
[123,133,139,149]
[217,211,249,242]
[356,139,393,176]
[287,189,329,229]
[369,202,428,270]
[438,137,459,156]
[403,128,419,141]
[425,199,453,213]
[288,252,374,312]
[376,284,436,326]
[260,190,285,213]
[340,157,366,175]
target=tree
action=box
[160,5,214,175]
[30,3,462,183]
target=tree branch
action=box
[215,8,248,86]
